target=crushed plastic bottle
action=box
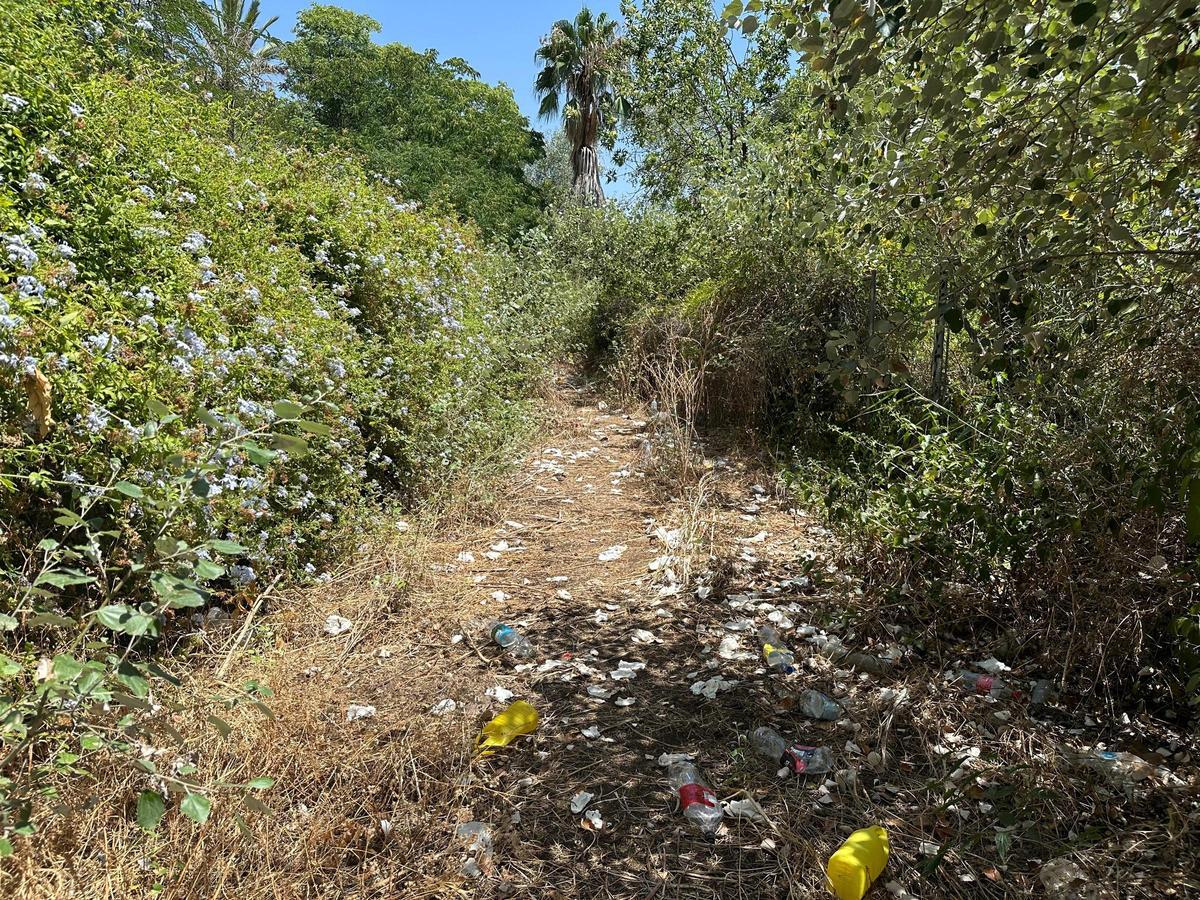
[751,726,834,775]
[758,625,796,674]
[1075,749,1155,784]
[489,621,533,658]
[667,761,722,836]
[826,826,889,900]
[795,688,842,721]
[810,634,896,675]
[952,669,1022,699]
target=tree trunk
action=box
[572,144,604,205]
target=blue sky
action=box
[264,0,635,196]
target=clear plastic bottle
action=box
[952,669,1022,699]
[667,761,722,836]
[489,622,533,658]
[1076,749,1155,784]
[758,625,796,673]
[795,688,842,721]
[750,726,834,775]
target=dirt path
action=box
[27,377,1193,900]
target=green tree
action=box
[282,5,546,238]
[619,0,790,201]
[195,0,284,92]
[534,7,629,205]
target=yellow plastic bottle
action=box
[475,700,539,755]
[826,826,889,900]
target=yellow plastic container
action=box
[826,826,889,900]
[475,700,539,755]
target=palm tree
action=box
[534,8,628,206]
[196,0,283,92]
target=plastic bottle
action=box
[826,825,890,900]
[795,688,842,721]
[1076,749,1154,784]
[489,621,533,658]
[667,761,722,836]
[758,625,796,674]
[952,669,1022,699]
[750,726,834,775]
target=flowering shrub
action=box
[0,1,589,847]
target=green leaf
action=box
[0,613,19,631]
[117,662,150,698]
[245,776,276,790]
[272,400,306,420]
[210,539,248,555]
[53,654,84,681]
[197,408,222,429]
[147,398,174,420]
[27,612,77,628]
[0,654,22,677]
[136,790,167,832]
[268,433,309,458]
[296,420,332,436]
[35,569,95,588]
[1070,2,1098,25]
[0,838,12,857]
[114,481,144,499]
[194,560,225,581]
[207,714,233,738]
[181,793,212,825]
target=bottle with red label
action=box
[751,726,834,775]
[952,670,1022,699]
[667,761,723,836]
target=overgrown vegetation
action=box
[563,0,1200,709]
[0,0,591,848]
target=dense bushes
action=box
[0,0,590,842]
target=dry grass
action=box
[7,376,1198,899]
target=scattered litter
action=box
[587,685,614,699]
[457,551,475,563]
[476,701,538,754]
[461,859,481,878]
[323,615,352,636]
[615,696,636,707]
[581,808,605,831]
[570,791,594,813]
[379,819,392,836]
[1040,856,1090,897]
[668,761,722,836]
[691,675,738,699]
[555,589,572,600]
[658,752,694,767]
[485,686,514,703]
[593,609,609,624]
[976,656,1011,675]
[761,837,777,850]
[430,699,457,716]
[827,826,889,900]
[451,633,463,644]
[722,797,768,823]
[581,725,602,739]
[598,544,627,562]
[489,621,534,658]
[610,660,645,681]
[631,628,660,644]
[490,590,510,603]
[395,520,410,532]
[346,704,376,722]
[739,531,769,544]
[455,821,493,862]
[717,635,754,661]
[377,647,393,658]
